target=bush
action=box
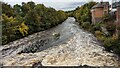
[95,31,104,36]
[107,38,120,56]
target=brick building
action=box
[115,4,120,37]
[116,5,120,25]
[91,2,109,24]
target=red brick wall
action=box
[116,7,120,26]
[91,8,104,24]
[94,8,104,18]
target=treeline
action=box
[70,2,120,56]
[73,2,97,28]
[2,1,68,45]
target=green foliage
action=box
[73,2,97,24]
[81,22,91,30]
[24,9,42,33]
[103,14,116,22]
[13,4,23,17]
[94,23,101,30]
[103,38,114,47]
[111,37,120,56]
[2,1,68,45]
[2,2,14,17]
[2,35,7,45]
[2,14,21,44]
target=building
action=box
[115,4,120,37]
[116,4,120,25]
[91,2,109,24]
[110,0,120,37]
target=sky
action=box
[2,0,113,11]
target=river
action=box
[0,17,120,66]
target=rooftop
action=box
[92,2,109,9]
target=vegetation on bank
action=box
[2,1,68,45]
[70,2,120,56]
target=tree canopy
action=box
[2,1,68,45]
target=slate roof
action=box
[92,2,109,9]
[92,3,104,9]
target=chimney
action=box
[100,0,103,4]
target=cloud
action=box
[3,0,111,3]
[43,2,85,11]
[3,0,112,11]
[3,0,90,2]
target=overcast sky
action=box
[3,0,111,2]
[2,0,113,11]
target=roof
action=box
[92,2,109,9]
[92,3,104,9]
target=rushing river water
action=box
[0,17,120,66]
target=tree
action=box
[73,2,97,23]
[2,14,20,44]
[24,10,42,33]
[13,4,22,17]
[21,1,35,15]
[2,2,14,17]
